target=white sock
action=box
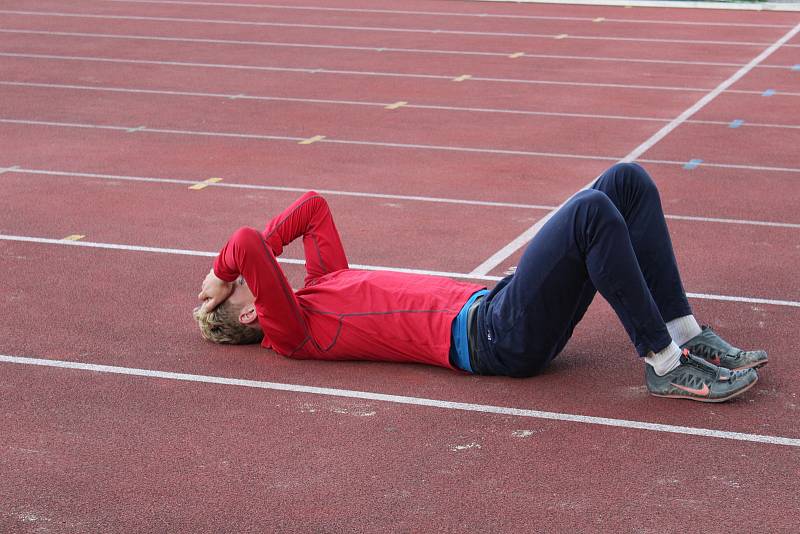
[645,341,682,376]
[666,315,702,346]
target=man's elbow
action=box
[231,226,263,244]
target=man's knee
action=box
[573,189,621,220]
[611,162,658,196]
[568,190,627,247]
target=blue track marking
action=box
[729,119,745,128]
[683,159,703,170]
[762,89,776,96]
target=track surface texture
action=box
[1,0,799,532]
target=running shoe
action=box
[646,350,758,402]
[681,325,768,370]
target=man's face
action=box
[226,276,256,312]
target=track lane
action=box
[647,163,800,224]
[0,0,793,43]
[642,122,800,169]
[0,29,748,90]
[0,54,705,119]
[0,120,611,203]
[93,0,800,25]
[0,84,661,159]
[0,29,751,94]
[729,47,800,91]
[1,171,798,304]
[0,241,796,437]
[2,359,798,533]
[0,7,790,65]
[690,91,800,126]
[2,121,797,221]
[0,173,530,273]
[77,0,790,42]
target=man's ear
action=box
[239,305,258,325]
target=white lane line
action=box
[0,164,20,174]
[0,234,481,280]
[1,233,799,308]
[6,167,557,210]
[690,120,800,130]
[0,117,307,141]
[0,52,718,93]
[685,293,800,308]
[4,117,800,174]
[479,0,800,11]
[727,89,800,97]
[468,21,800,277]
[2,353,799,447]
[100,0,795,28]
[639,158,800,174]
[4,80,800,130]
[5,52,798,97]
[0,10,773,46]
[0,80,396,111]
[3,28,795,70]
[663,214,800,230]
[8,166,800,230]
[0,117,622,162]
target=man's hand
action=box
[198,269,235,313]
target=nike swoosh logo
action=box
[671,382,710,396]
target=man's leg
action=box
[591,163,767,371]
[590,163,694,328]
[589,163,696,374]
[472,163,759,401]
[477,184,672,377]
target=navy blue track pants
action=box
[472,163,692,377]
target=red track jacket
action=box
[214,192,485,369]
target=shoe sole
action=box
[696,358,768,371]
[731,358,768,371]
[649,374,758,403]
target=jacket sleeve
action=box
[261,191,349,286]
[213,227,309,355]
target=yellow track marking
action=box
[298,135,326,145]
[188,177,223,190]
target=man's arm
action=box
[262,191,349,286]
[214,227,309,354]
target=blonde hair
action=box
[192,301,264,345]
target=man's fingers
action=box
[197,269,234,310]
[202,296,223,313]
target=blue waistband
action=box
[452,289,489,373]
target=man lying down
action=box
[194,163,767,403]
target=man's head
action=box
[193,276,264,345]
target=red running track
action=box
[2,0,800,531]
